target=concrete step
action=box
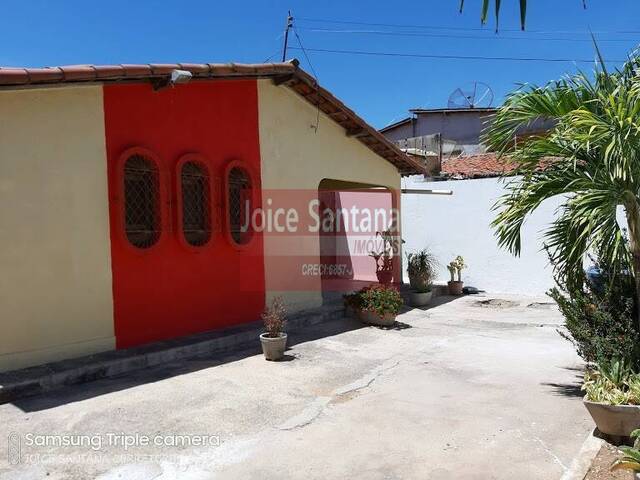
[0,303,345,405]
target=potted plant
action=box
[407,249,438,307]
[582,359,640,439]
[370,230,399,285]
[343,291,363,318]
[259,296,287,361]
[447,256,466,295]
[611,429,640,474]
[358,284,404,327]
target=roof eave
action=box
[0,59,425,176]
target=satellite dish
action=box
[447,82,494,109]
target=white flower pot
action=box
[260,333,288,361]
[583,397,640,437]
[410,291,432,307]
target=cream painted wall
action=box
[0,86,115,372]
[257,80,402,311]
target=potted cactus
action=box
[259,296,287,361]
[407,249,438,306]
[447,256,466,296]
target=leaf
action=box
[481,0,490,24]
[495,0,502,32]
[520,0,527,30]
[612,461,640,472]
[591,32,608,76]
[459,0,464,13]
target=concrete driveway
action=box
[0,294,591,479]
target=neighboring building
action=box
[382,107,553,165]
[382,108,497,151]
[0,60,424,372]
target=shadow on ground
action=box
[541,367,584,398]
[10,316,366,412]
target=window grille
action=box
[181,161,211,247]
[228,167,251,245]
[124,154,160,249]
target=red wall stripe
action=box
[103,80,265,349]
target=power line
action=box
[296,16,640,36]
[288,46,625,64]
[292,26,319,81]
[296,27,639,43]
[291,25,321,132]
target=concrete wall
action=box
[0,86,115,372]
[257,79,402,311]
[402,175,563,295]
[384,111,494,145]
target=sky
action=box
[2,1,640,128]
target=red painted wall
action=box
[103,80,265,349]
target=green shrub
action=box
[549,279,640,369]
[358,284,404,317]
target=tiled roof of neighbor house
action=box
[441,153,517,179]
[0,59,425,176]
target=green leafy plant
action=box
[612,429,640,473]
[262,296,287,338]
[447,256,466,282]
[485,51,640,329]
[358,284,404,317]
[407,249,438,293]
[550,281,640,368]
[582,359,640,405]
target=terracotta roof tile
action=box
[0,60,426,176]
[441,153,517,179]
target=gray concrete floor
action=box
[0,293,591,479]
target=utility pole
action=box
[281,11,293,62]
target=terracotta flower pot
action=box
[361,310,396,327]
[260,333,287,361]
[447,281,464,296]
[376,270,393,285]
[583,398,640,437]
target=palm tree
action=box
[483,52,640,327]
[459,0,586,31]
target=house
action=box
[381,107,552,161]
[0,60,425,372]
[381,107,497,153]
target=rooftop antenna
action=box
[281,11,294,62]
[447,82,494,109]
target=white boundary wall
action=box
[402,175,564,295]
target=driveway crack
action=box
[277,360,401,431]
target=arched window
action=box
[227,166,252,245]
[123,154,160,249]
[180,160,211,247]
